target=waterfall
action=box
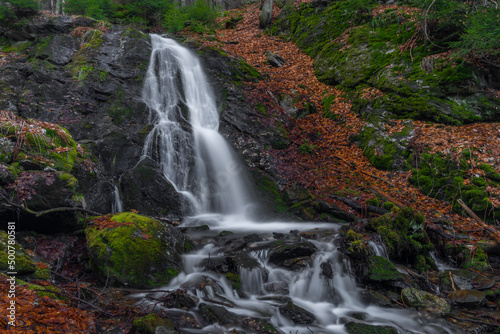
[141,35,250,215]
[111,185,123,214]
[135,35,457,334]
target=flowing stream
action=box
[137,35,456,334]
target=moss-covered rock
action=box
[0,230,36,275]
[401,287,450,316]
[273,0,499,123]
[85,212,191,288]
[366,256,403,282]
[133,313,176,334]
[369,207,433,270]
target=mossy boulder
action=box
[401,287,450,316]
[365,256,403,282]
[369,207,434,270]
[133,313,176,334]
[0,230,36,275]
[85,212,191,288]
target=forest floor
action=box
[181,2,500,244]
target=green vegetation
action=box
[0,0,38,24]
[410,151,499,221]
[62,0,219,33]
[85,212,183,288]
[273,0,500,124]
[367,256,403,281]
[369,207,435,272]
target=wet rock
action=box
[86,212,190,288]
[283,255,310,269]
[265,281,290,294]
[180,275,218,294]
[266,51,286,67]
[449,289,486,306]
[121,157,183,217]
[320,261,334,279]
[201,256,233,273]
[198,303,242,327]
[268,241,317,268]
[233,251,261,270]
[132,313,176,334]
[258,295,292,305]
[161,309,200,330]
[439,269,476,293]
[279,301,316,324]
[472,276,495,291]
[359,290,393,307]
[242,317,283,334]
[155,326,179,334]
[401,287,450,316]
[156,290,198,309]
[345,322,398,334]
[363,256,403,283]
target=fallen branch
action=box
[330,195,389,215]
[34,289,114,317]
[449,271,456,291]
[369,186,406,208]
[0,192,103,217]
[336,156,395,188]
[201,297,234,308]
[457,199,500,243]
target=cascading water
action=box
[136,35,458,334]
[141,35,250,216]
[111,185,123,214]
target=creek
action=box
[135,35,457,334]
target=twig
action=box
[0,192,103,217]
[457,199,500,243]
[449,271,456,291]
[33,289,114,317]
[91,268,110,304]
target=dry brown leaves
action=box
[0,275,96,333]
[180,3,500,241]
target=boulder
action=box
[85,212,191,288]
[279,301,316,324]
[0,230,36,275]
[268,241,317,268]
[121,157,183,217]
[364,256,403,283]
[266,51,285,67]
[401,287,450,316]
[37,35,76,65]
[448,289,486,306]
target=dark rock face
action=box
[279,301,316,324]
[120,157,183,217]
[268,241,317,268]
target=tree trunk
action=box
[259,0,273,29]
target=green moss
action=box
[133,313,175,334]
[255,174,287,213]
[60,173,78,191]
[226,272,241,291]
[0,230,36,275]
[85,213,182,288]
[367,256,403,281]
[369,208,432,267]
[462,247,489,271]
[410,151,499,221]
[254,102,268,116]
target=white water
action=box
[111,185,123,214]
[137,35,457,334]
[141,35,250,215]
